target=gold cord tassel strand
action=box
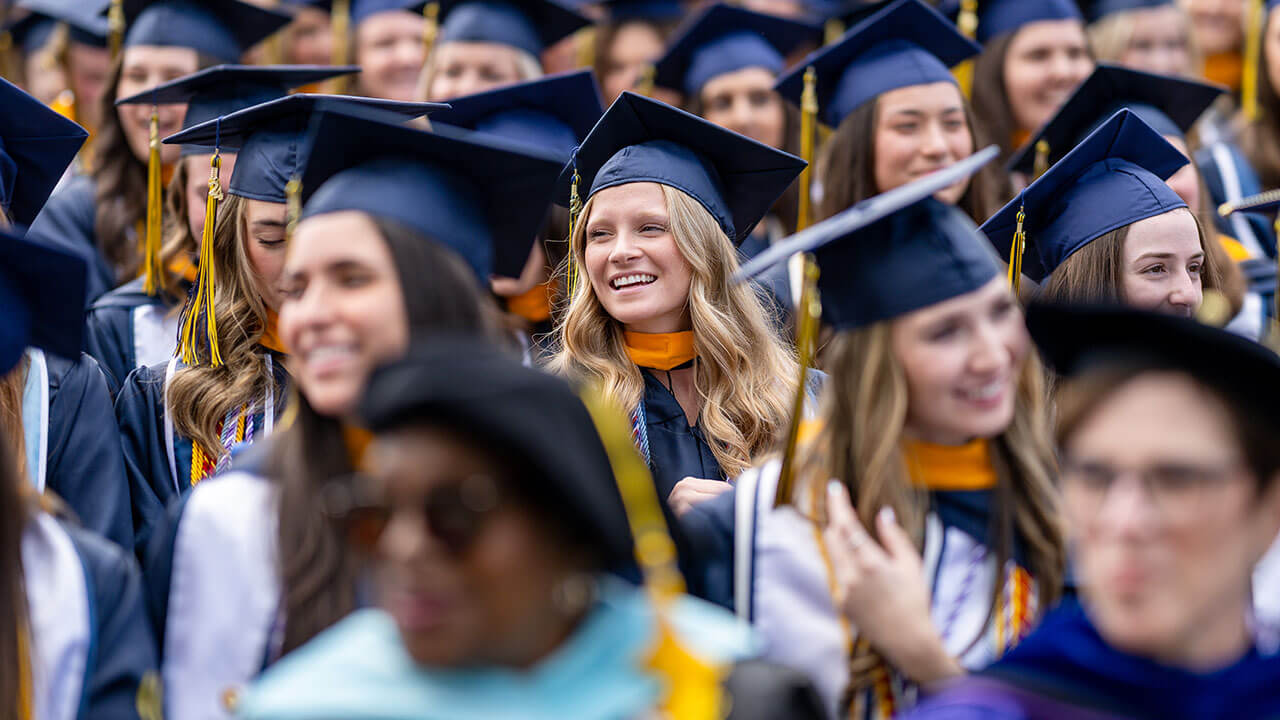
[142,108,164,296]
[797,66,817,232]
[774,257,821,508]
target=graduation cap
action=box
[117,64,361,155]
[651,4,819,97]
[0,228,88,374]
[1008,64,1224,176]
[774,0,980,127]
[1081,0,1172,23]
[736,145,1000,329]
[1027,302,1280,430]
[979,109,1188,285]
[937,0,1082,44]
[597,0,684,23]
[351,0,427,24]
[8,0,109,49]
[120,0,292,63]
[298,101,566,281]
[427,69,602,161]
[561,91,806,245]
[359,336,634,567]
[434,0,591,57]
[0,76,88,227]
[164,93,446,202]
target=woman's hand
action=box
[822,481,963,687]
[668,477,732,517]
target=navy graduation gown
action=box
[27,173,116,302]
[83,277,183,398]
[639,368,724,504]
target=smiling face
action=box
[1120,208,1204,317]
[1118,4,1196,76]
[698,67,786,149]
[284,6,334,66]
[426,41,527,101]
[872,82,974,204]
[1003,19,1093,135]
[890,277,1029,445]
[1183,0,1245,56]
[280,211,410,418]
[116,45,200,165]
[66,42,110,131]
[582,182,694,334]
[355,10,427,101]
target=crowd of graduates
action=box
[4,0,1280,717]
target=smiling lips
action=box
[610,273,656,291]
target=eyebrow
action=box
[1133,251,1205,262]
[250,219,286,229]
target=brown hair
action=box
[590,18,679,91]
[267,216,499,657]
[0,429,30,718]
[156,155,202,301]
[817,93,1010,226]
[0,357,28,482]
[1238,14,1280,190]
[799,322,1065,701]
[970,31,1021,163]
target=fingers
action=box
[826,481,884,562]
[667,477,732,517]
[876,505,917,563]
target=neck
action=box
[623,328,697,371]
[498,604,589,672]
[1151,595,1253,672]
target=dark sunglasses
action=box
[323,474,503,556]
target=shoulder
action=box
[88,277,156,312]
[62,521,143,596]
[45,352,105,393]
[179,471,278,541]
[899,677,1036,720]
[117,361,170,399]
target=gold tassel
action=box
[823,18,844,46]
[1244,0,1264,121]
[796,66,818,233]
[1032,139,1050,180]
[566,165,583,300]
[108,0,125,61]
[774,256,821,508]
[180,151,225,366]
[952,0,978,98]
[1007,203,1026,295]
[142,108,164,296]
[285,176,301,244]
[421,1,440,59]
[575,25,596,69]
[635,64,655,97]
[330,0,351,92]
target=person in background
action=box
[1183,0,1246,90]
[280,0,335,66]
[590,0,683,107]
[350,0,428,101]
[1087,0,1199,77]
[908,303,1280,720]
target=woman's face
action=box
[582,182,693,334]
[1061,372,1280,666]
[1003,20,1093,134]
[891,277,1029,445]
[427,41,526,101]
[1121,208,1204,317]
[183,152,237,242]
[1162,136,1202,212]
[1119,5,1195,77]
[600,21,681,106]
[116,45,200,165]
[66,42,111,131]
[242,197,289,311]
[1182,0,1245,56]
[355,10,427,102]
[872,82,974,204]
[1265,9,1280,103]
[280,211,409,418]
[699,66,786,150]
[22,47,67,107]
[284,6,334,66]
[367,425,585,669]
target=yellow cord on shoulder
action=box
[775,257,820,508]
[1244,0,1265,121]
[797,66,817,233]
[142,108,164,296]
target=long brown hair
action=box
[970,31,1021,162]
[267,216,499,657]
[1238,14,1280,189]
[0,427,30,719]
[157,154,202,301]
[817,94,1010,226]
[797,321,1065,699]
[0,357,28,482]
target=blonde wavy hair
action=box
[1088,4,1202,76]
[414,42,542,102]
[796,320,1066,701]
[549,184,798,480]
[168,194,283,459]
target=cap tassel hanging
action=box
[773,258,821,508]
[953,0,978,98]
[636,64,656,97]
[822,18,843,46]
[331,0,352,92]
[108,0,125,60]
[179,124,225,367]
[421,2,440,58]
[1007,201,1026,295]
[142,104,165,296]
[566,154,584,300]
[1244,0,1264,121]
[1031,139,1050,180]
[285,176,302,244]
[797,66,817,232]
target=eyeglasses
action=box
[323,474,503,555]
[1059,455,1246,521]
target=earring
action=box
[552,572,597,616]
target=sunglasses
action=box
[323,474,503,556]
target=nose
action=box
[1167,267,1203,312]
[395,40,423,67]
[1095,474,1160,540]
[967,321,1008,376]
[606,231,642,265]
[378,508,431,565]
[920,120,949,159]
[730,96,755,132]
[283,277,335,340]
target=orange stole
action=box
[623,330,697,370]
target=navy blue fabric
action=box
[0,227,87,373]
[299,103,564,279]
[677,485,737,611]
[1008,65,1224,175]
[980,110,1188,284]
[7,16,57,51]
[775,0,978,127]
[140,491,191,653]
[0,76,87,226]
[940,0,1082,43]
[1086,0,1172,22]
[652,4,817,96]
[122,0,291,62]
[436,0,590,56]
[83,276,188,398]
[1196,142,1276,258]
[25,174,115,303]
[11,0,110,45]
[352,0,425,23]
[599,0,684,22]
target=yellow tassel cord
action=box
[1031,139,1050,180]
[180,151,225,366]
[823,18,844,46]
[575,25,596,69]
[952,0,978,98]
[421,2,440,59]
[566,165,584,300]
[577,388,726,719]
[636,64,656,97]
[108,0,124,61]
[189,404,246,487]
[1007,203,1026,295]
[797,66,818,233]
[142,108,165,296]
[774,258,821,508]
[1244,0,1264,122]
[330,0,352,93]
[1217,190,1280,345]
[285,176,302,244]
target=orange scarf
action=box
[1011,128,1031,151]
[260,309,289,354]
[624,330,697,371]
[1203,51,1244,91]
[342,424,373,470]
[902,438,998,491]
[167,255,199,283]
[506,282,552,323]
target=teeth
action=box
[306,345,355,363]
[612,274,656,289]
[963,381,1003,401]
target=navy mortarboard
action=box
[426,0,591,57]
[8,0,109,50]
[980,109,1188,285]
[561,91,806,245]
[651,4,818,98]
[1082,0,1173,23]
[939,0,1082,44]
[596,0,684,23]
[0,227,88,373]
[1008,64,1224,176]
[119,0,292,62]
[0,76,88,226]
[428,69,602,160]
[298,102,566,280]
[774,0,980,128]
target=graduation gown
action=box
[83,277,183,398]
[1195,141,1275,259]
[26,173,116,302]
[23,510,158,720]
[906,600,1280,720]
[22,348,133,550]
[637,366,725,503]
[115,352,288,551]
